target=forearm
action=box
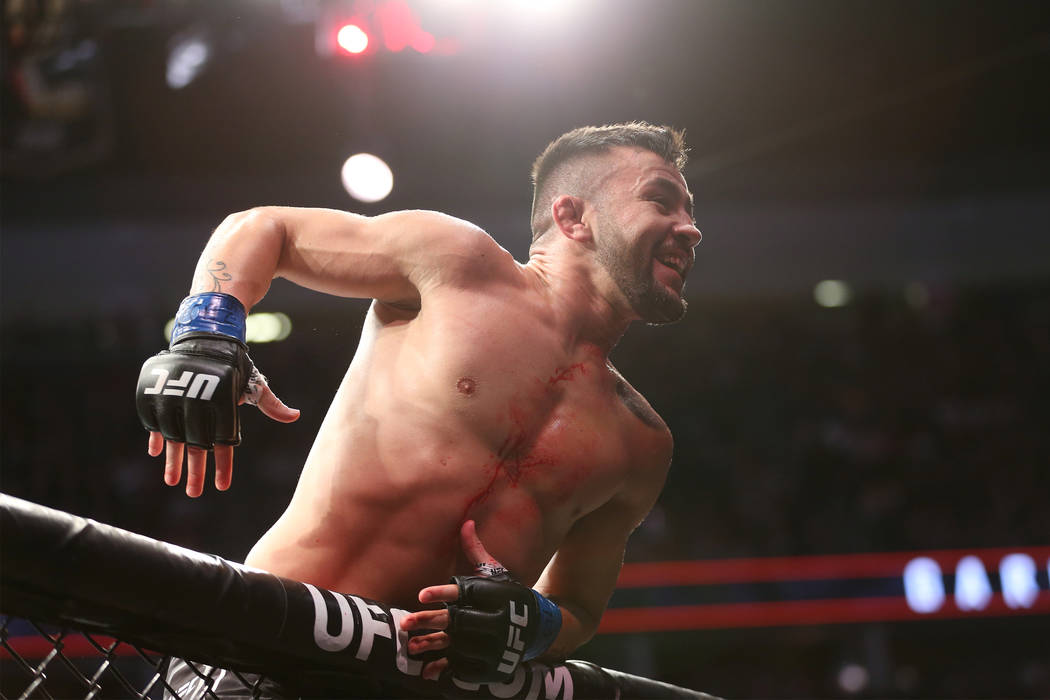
[539,598,600,661]
[188,208,286,310]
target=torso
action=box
[245,247,671,609]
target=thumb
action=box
[256,385,301,423]
[460,520,506,577]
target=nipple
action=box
[456,377,477,396]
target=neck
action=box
[522,245,635,356]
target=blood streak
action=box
[457,403,555,527]
[455,363,586,538]
[547,363,586,386]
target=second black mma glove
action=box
[444,572,563,684]
[136,293,256,449]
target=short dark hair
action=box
[529,122,688,242]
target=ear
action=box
[551,195,592,242]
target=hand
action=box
[398,520,504,681]
[147,379,299,497]
[137,330,300,497]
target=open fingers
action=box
[422,658,449,682]
[160,440,233,496]
[148,431,164,457]
[185,446,208,497]
[407,631,449,657]
[256,385,300,424]
[418,584,460,605]
[164,440,184,486]
[213,445,234,491]
[459,520,505,576]
[400,608,450,632]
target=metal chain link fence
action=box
[0,615,267,700]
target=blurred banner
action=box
[604,547,1050,632]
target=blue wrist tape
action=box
[171,293,247,346]
[524,589,562,660]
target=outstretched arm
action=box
[143,206,495,496]
[187,206,492,309]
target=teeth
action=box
[660,258,684,274]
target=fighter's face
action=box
[592,149,701,325]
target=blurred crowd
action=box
[2,280,1048,697]
[629,282,1049,563]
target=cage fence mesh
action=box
[0,614,267,700]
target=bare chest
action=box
[399,304,668,522]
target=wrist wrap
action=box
[171,293,247,345]
[526,589,562,660]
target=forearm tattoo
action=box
[201,259,232,292]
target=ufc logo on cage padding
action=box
[499,601,529,675]
[143,369,221,400]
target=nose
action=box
[674,221,702,248]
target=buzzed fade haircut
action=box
[529,121,688,243]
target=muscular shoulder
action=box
[608,364,670,437]
[616,376,674,529]
[390,210,519,289]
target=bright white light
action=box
[246,312,292,343]
[903,557,945,613]
[167,38,210,89]
[337,24,369,54]
[507,0,561,11]
[341,153,394,203]
[837,664,869,694]
[814,280,852,307]
[164,312,292,344]
[503,0,580,22]
[954,556,992,611]
[1000,553,1039,609]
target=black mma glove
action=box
[444,572,563,684]
[136,293,256,449]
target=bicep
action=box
[269,207,493,304]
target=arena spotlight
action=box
[336,23,370,54]
[836,663,869,695]
[501,0,589,24]
[813,279,852,308]
[341,153,394,203]
[246,312,293,343]
[166,30,212,89]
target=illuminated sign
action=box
[600,546,1050,633]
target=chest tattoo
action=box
[615,379,664,430]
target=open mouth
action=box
[655,251,689,278]
[654,258,685,289]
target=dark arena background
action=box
[2,1,1049,698]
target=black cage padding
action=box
[1,494,714,699]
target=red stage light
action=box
[411,30,435,55]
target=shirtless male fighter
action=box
[137,122,701,688]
